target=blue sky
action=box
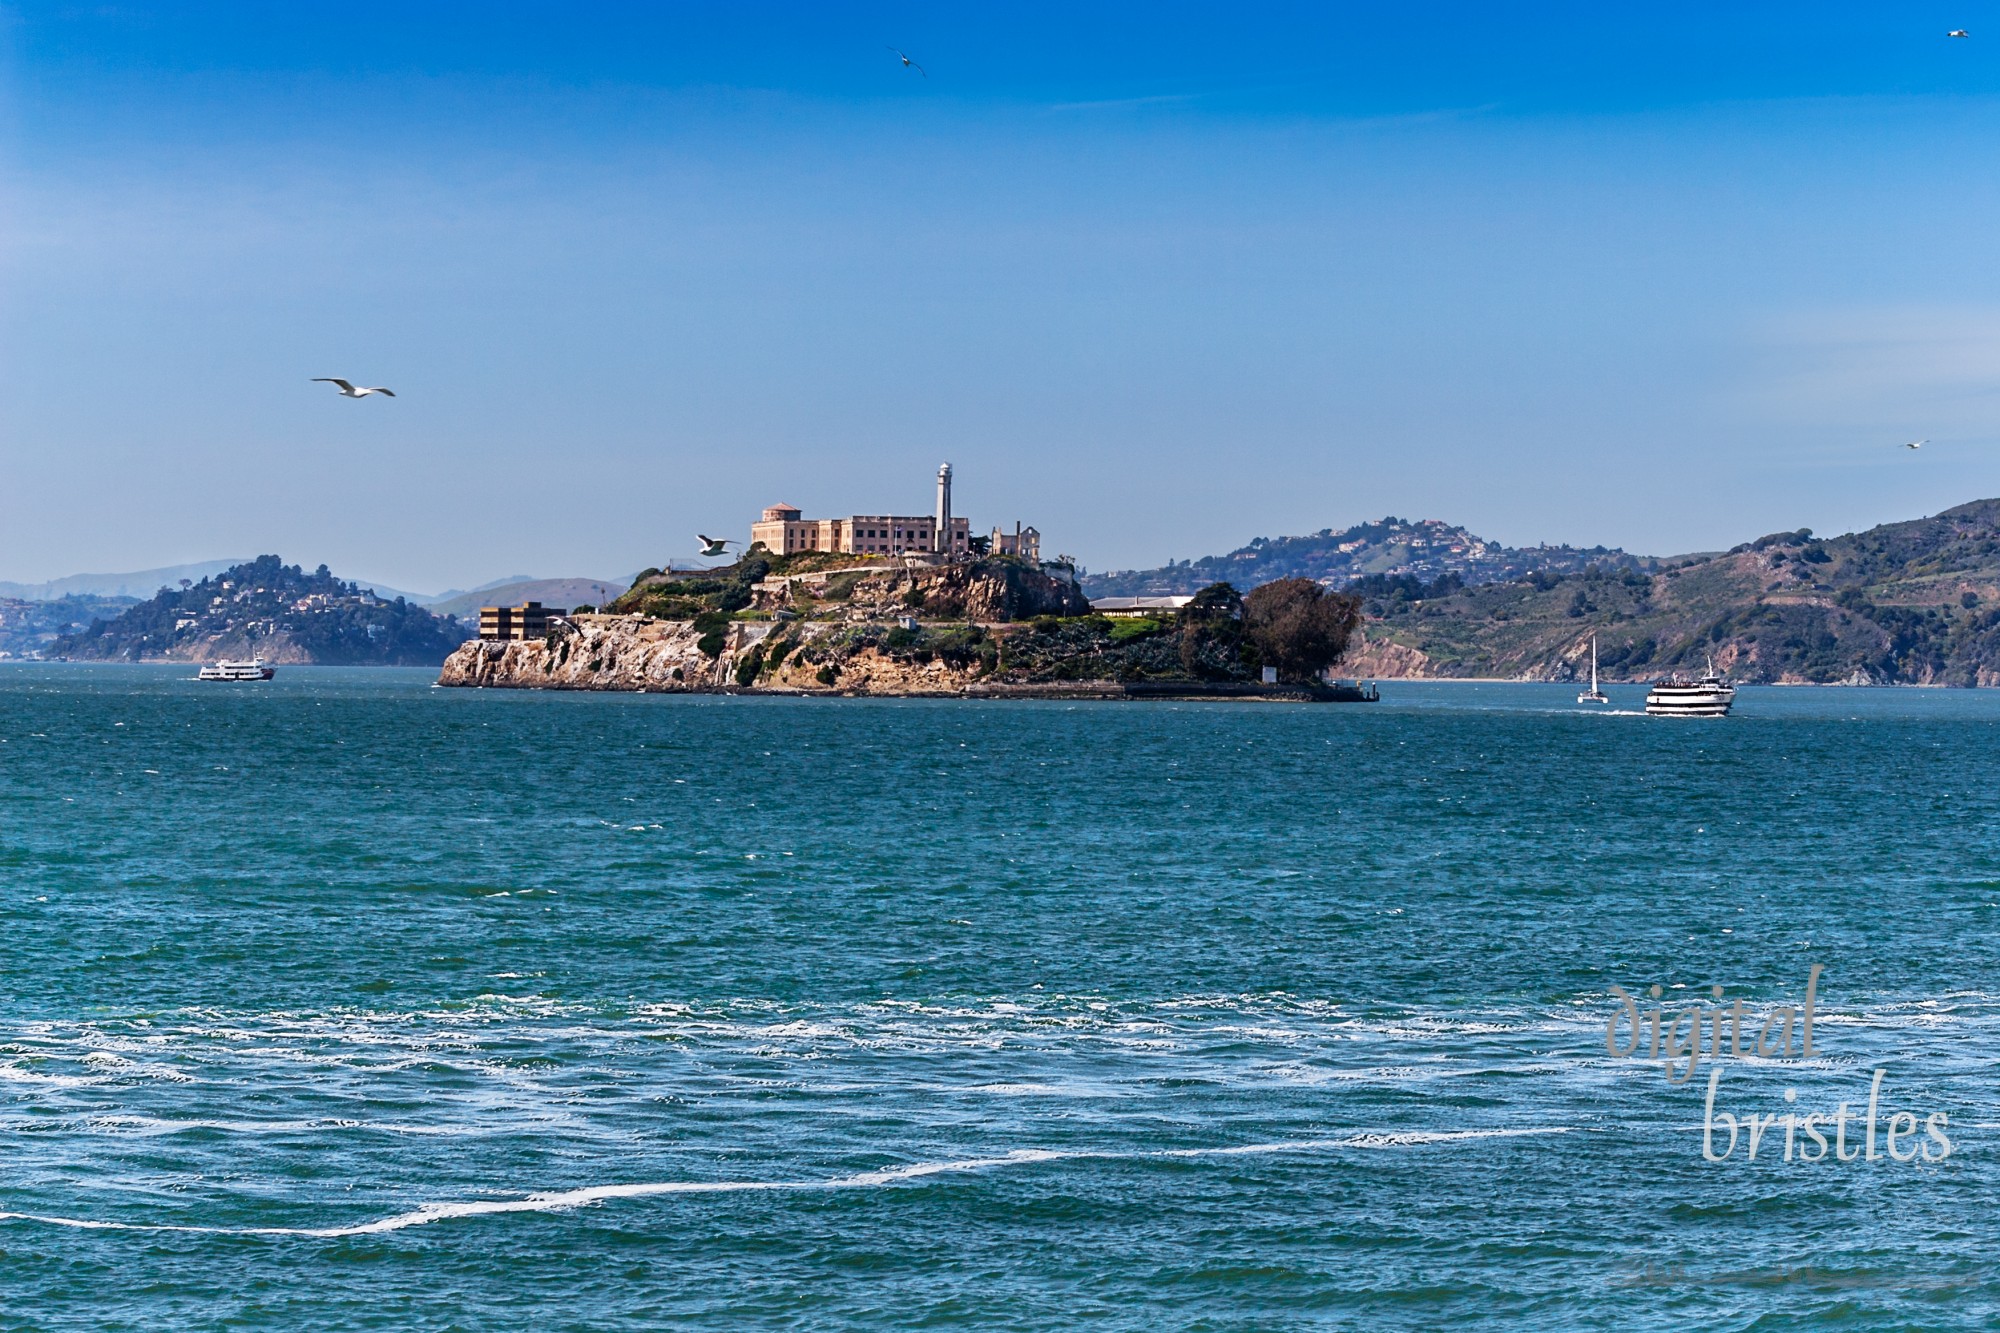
[5,3,2000,589]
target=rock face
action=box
[437,617,986,695]
[1336,630,1436,679]
[440,619,728,692]
[747,558,1088,622]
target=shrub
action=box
[767,638,794,669]
[734,645,764,686]
[816,664,838,686]
[642,596,708,620]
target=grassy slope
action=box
[1364,500,2000,685]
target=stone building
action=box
[989,523,1041,562]
[748,463,979,559]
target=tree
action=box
[1178,582,1243,625]
[1242,578,1362,682]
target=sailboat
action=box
[1577,634,1609,704]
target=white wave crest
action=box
[0,1128,1569,1240]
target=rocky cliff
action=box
[437,615,1347,699]
[438,616,988,695]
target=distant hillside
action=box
[0,595,140,659]
[1346,499,2000,686]
[1084,516,1655,598]
[426,577,625,621]
[49,556,471,666]
[0,560,245,601]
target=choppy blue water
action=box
[3,666,1998,1329]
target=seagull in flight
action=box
[1906,439,1927,450]
[698,535,734,557]
[1950,29,1970,38]
[888,46,926,76]
[311,378,395,398]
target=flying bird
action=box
[698,535,734,557]
[888,46,926,76]
[1906,439,1927,450]
[311,378,395,398]
[1950,29,1970,38]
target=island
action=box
[49,556,471,666]
[437,551,1367,700]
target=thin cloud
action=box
[1741,307,2000,431]
[1047,92,1201,113]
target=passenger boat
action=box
[1577,634,1609,704]
[1644,661,1732,716]
[197,659,276,681]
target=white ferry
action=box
[1644,663,1733,717]
[197,659,276,682]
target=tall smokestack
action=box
[935,462,953,560]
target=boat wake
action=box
[0,1127,1571,1239]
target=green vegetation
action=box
[692,610,730,658]
[49,556,469,665]
[613,558,768,619]
[1105,616,1164,641]
[746,581,1361,689]
[940,585,1352,686]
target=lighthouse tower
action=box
[935,462,954,561]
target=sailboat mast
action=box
[1590,635,1598,692]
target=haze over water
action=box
[2,667,1995,1328]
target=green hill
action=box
[50,556,471,666]
[1084,515,1655,598]
[1352,499,2000,686]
